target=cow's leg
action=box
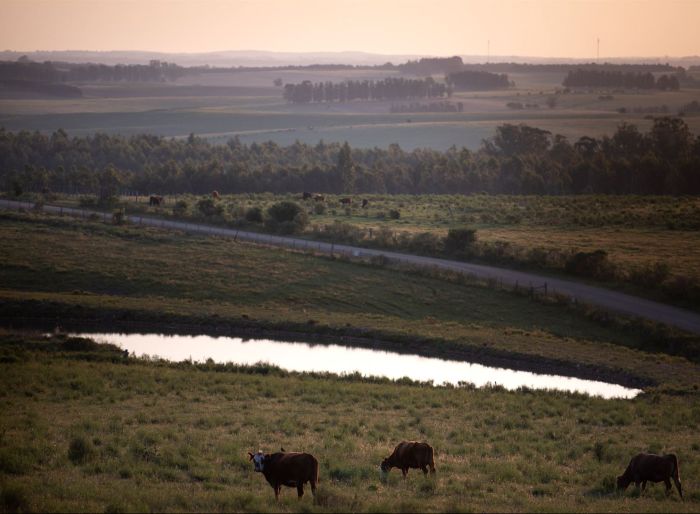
[297,484,304,499]
[641,480,647,492]
[310,479,317,496]
[421,465,428,476]
[664,478,672,496]
[673,477,683,499]
[402,468,408,479]
[274,485,280,502]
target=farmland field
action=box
[1,68,699,150]
[0,211,699,513]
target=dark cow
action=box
[212,190,221,200]
[617,453,682,499]
[149,195,163,207]
[339,197,352,205]
[248,450,319,501]
[380,441,435,479]
[302,191,313,200]
[361,198,369,208]
[313,194,325,202]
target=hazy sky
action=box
[1,0,699,58]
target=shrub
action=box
[565,250,615,280]
[0,483,29,513]
[389,209,400,220]
[408,232,442,254]
[112,209,125,225]
[79,196,97,208]
[196,197,223,218]
[244,206,263,223]
[264,201,308,234]
[172,200,189,216]
[444,228,477,255]
[313,202,326,215]
[68,436,95,464]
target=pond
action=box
[80,332,641,399]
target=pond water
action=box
[80,332,641,399]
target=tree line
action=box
[282,77,449,103]
[1,117,699,197]
[445,70,511,90]
[563,69,680,90]
[0,59,187,83]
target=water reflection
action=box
[80,333,640,399]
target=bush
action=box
[389,209,401,220]
[112,209,125,225]
[196,197,223,218]
[444,228,477,255]
[264,201,308,234]
[172,200,189,216]
[0,483,29,513]
[79,196,97,208]
[244,206,263,223]
[68,436,95,464]
[313,202,326,215]
[408,232,442,254]
[565,250,615,280]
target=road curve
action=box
[3,198,700,335]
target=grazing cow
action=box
[339,197,352,205]
[211,190,221,200]
[313,194,325,202]
[380,441,435,479]
[149,195,163,207]
[361,198,369,208]
[248,450,319,501]
[617,453,682,499]
[302,191,313,200]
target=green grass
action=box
[0,337,698,512]
[1,209,699,390]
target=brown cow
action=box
[339,197,352,205]
[212,190,221,200]
[249,450,319,501]
[380,441,435,479]
[617,453,682,499]
[361,198,369,208]
[148,195,163,207]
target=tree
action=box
[98,165,121,203]
[264,201,308,234]
[337,142,356,194]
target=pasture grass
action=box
[0,336,698,512]
[1,209,699,390]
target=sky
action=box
[1,0,699,58]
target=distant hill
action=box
[1,50,699,68]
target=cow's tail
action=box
[313,455,320,486]
[669,454,683,499]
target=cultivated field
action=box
[1,68,699,150]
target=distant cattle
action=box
[617,453,682,499]
[339,197,352,205]
[212,190,221,200]
[380,441,435,479]
[362,199,369,208]
[249,449,319,501]
[313,194,325,202]
[302,191,313,200]
[149,195,163,207]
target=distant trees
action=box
[1,117,699,196]
[0,59,187,83]
[563,69,680,90]
[445,70,511,90]
[283,77,448,103]
[399,56,464,75]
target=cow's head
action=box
[380,458,392,473]
[248,451,266,472]
[616,474,630,491]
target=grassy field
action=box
[1,334,699,513]
[1,210,700,512]
[1,68,699,150]
[53,192,700,308]
[1,209,699,389]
